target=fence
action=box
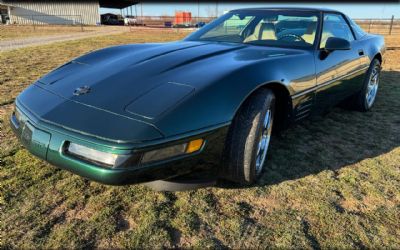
[134,16,399,34]
[2,14,399,35]
[132,15,214,27]
[354,17,400,35]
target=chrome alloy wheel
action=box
[366,65,380,108]
[255,109,273,175]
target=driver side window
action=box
[320,13,355,48]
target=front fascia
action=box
[11,101,230,184]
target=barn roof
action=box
[0,0,139,9]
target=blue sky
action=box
[100,3,400,19]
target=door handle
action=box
[358,49,364,56]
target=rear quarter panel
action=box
[358,34,385,68]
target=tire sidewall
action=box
[222,88,276,185]
[245,91,276,183]
[361,59,381,110]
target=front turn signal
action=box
[186,139,204,153]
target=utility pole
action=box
[216,1,218,18]
[135,4,138,26]
[141,2,143,25]
[135,4,137,17]
[197,0,200,23]
[7,5,10,24]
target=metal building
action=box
[0,0,137,25]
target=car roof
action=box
[230,7,340,13]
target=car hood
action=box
[37,41,298,117]
[36,42,239,119]
[33,41,303,139]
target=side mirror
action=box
[324,37,351,51]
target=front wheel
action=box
[222,88,275,185]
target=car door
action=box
[314,13,364,111]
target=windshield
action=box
[186,10,319,48]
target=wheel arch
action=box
[233,81,293,133]
[373,52,382,64]
[220,81,293,182]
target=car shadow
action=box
[219,70,400,189]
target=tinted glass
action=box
[320,13,355,48]
[186,10,319,48]
[200,15,254,39]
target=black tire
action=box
[222,88,276,185]
[350,59,381,111]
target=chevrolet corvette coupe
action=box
[11,8,385,187]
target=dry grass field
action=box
[0,29,399,248]
[357,22,400,35]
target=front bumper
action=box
[10,101,229,185]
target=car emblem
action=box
[73,86,91,96]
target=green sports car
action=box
[11,8,385,188]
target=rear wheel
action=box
[222,88,275,185]
[351,59,381,111]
